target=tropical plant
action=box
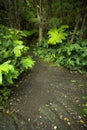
[0,60,18,85]
[34,28,87,72]
[47,25,69,45]
[0,25,34,109]
[0,87,11,110]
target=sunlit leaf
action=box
[21,57,35,69]
[13,45,24,57]
[14,40,23,45]
[47,25,68,45]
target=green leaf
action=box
[0,61,18,85]
[82,49,87,57]
[47,25,68,45]
[13,45,24,57]
[83,107,87,115]
[23,29,37,37]
[14,40,23,45]
[21,57,35,69]
[0,61,11,73]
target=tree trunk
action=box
[70,15,81,44]
[60,0,63,24]
[81,13,87,29]
[14,0,20,29]
[39,24,43,43]
[37,0,43,44]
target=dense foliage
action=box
[0,25,34,109]
[34,26,87,72]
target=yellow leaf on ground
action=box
[64,117,69,121]
[80,120,85,124]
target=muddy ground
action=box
[3,57,87,130]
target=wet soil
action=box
[5,57,87,130]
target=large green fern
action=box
[0,61,18,85]
[47,25,69,45]
[21,56,35,70]
[0,25,34,86]
[13,45,25,57]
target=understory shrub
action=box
[0,25,34,109]
[34,26,87,72]
[47,25,69,45]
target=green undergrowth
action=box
[0,25,34,110]
[34,42,87,72]
[34,26,87,73]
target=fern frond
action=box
[47,25,68,45]
[21,57,35,69]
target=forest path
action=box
[6,57,87,130]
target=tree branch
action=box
[70,14,81,44]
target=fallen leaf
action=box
[6,110,9,114]
[71,80,76,83]
[28,118,30,122]
[78,116,81,119]
[64,117,69,121]
[67,122,71,126]
[79,119,85,124]
[75,99,79,103]
[54,126,57,129]
[60,115,63,119]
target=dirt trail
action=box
[7,58,87,130]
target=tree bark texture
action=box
[70,15,81,44]
[37,0,43,43]
[81,13,87,29]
